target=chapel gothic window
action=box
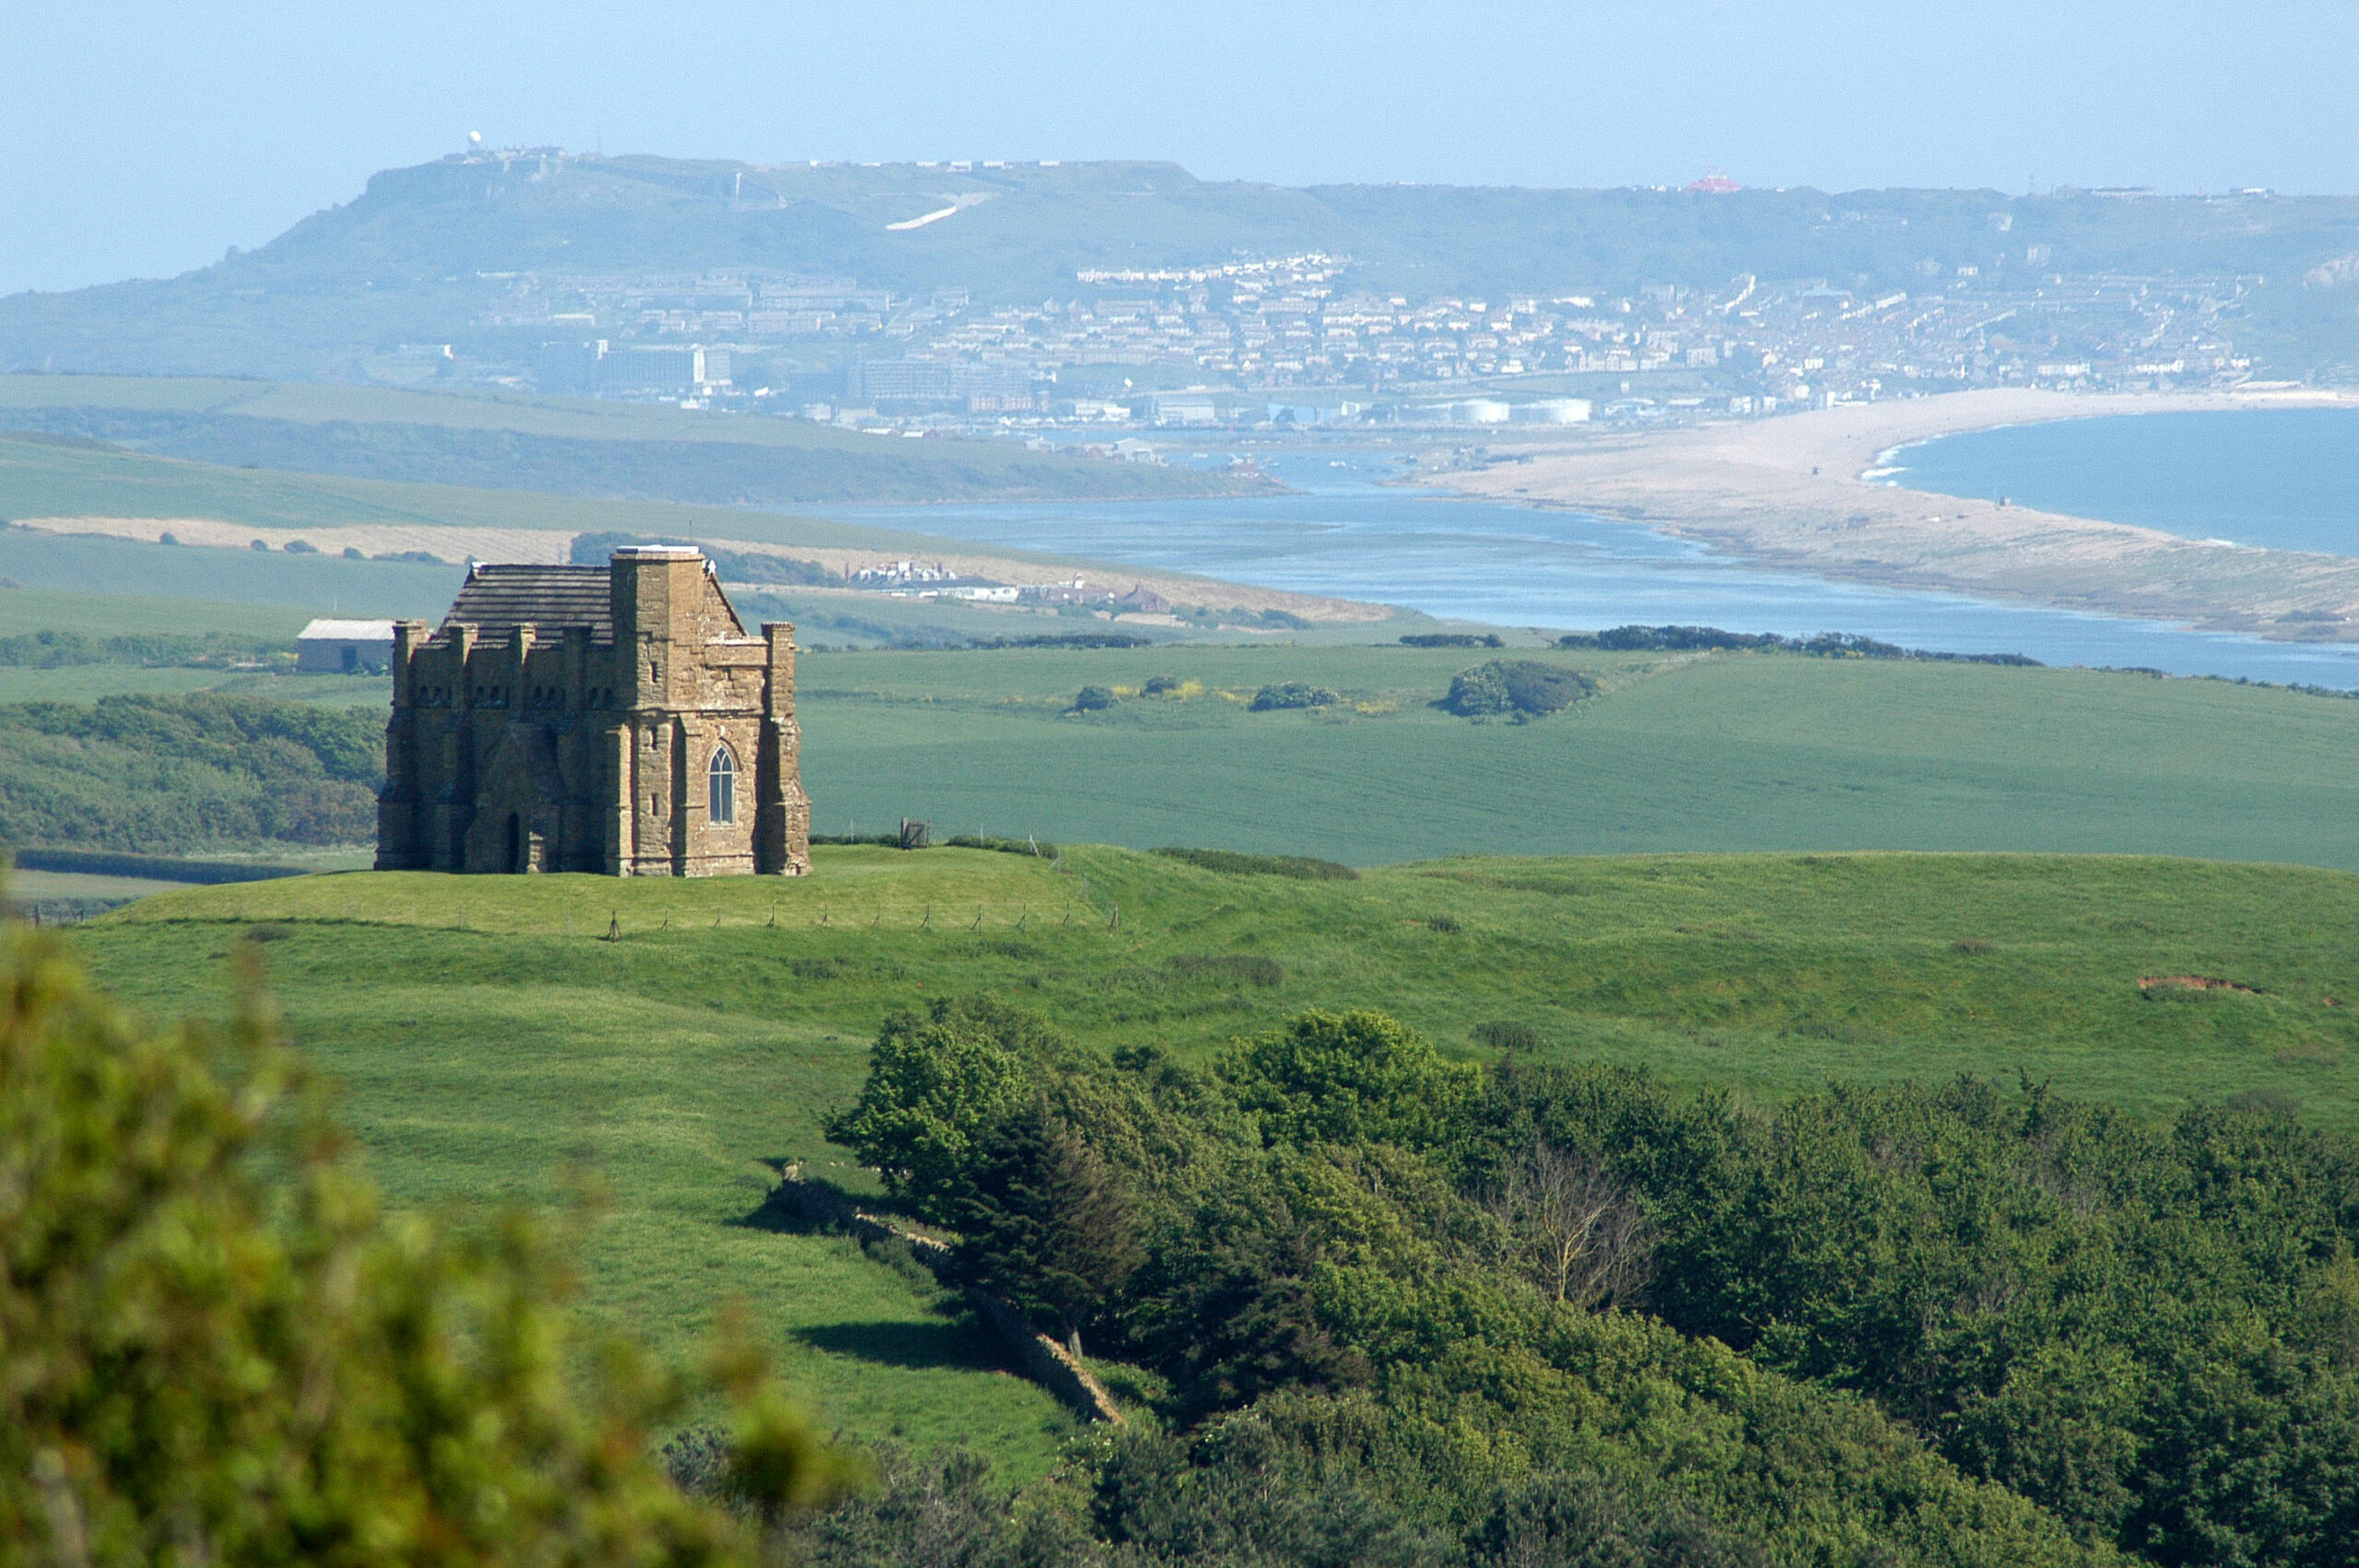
[709,745,737,825]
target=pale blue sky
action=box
[3,0,2352,296]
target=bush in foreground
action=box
[0,921,860,1567]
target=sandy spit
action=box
[1438,388,2359,641]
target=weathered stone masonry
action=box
[375,546,811,876]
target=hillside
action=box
[55,845,2359,1562]
[3,156,2356,380]
[0,375,1272,506]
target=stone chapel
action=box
[374,545,812,876]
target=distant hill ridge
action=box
[5,154,2358,380]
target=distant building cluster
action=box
[438,192,2271,435]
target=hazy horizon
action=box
[5,0,2354,298]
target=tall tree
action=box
[949,1100,1143,1359]
[1494,1141,1656,1307]
[824,999,1040,1222]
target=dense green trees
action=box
[818,1000,2153,1567]
[1479,1064,2359,1562]
[0,694,384,851]
[1439,660,1594,720]
[0,924,858,1568]
[812,993,2359,1566]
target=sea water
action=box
[810,425,2359,688]
[1892,407,2359,554]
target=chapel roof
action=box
[440,565,614,641]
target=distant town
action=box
[433,209,2268,443]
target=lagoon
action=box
[814,433,2359,689]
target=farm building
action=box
[296,618,397,673]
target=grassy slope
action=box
[0,583,315,638]
[0,427,1004,544]
[0,376,1270,505]
[0,435,1323,642]
[57,844,2359,1475]
[795,642,2359,867]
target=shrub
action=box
[1560,625,1782,652]
[1401,632,1505,648]
[0,927,861,1566]
[1169,954,1285,987]
[1071,685,1117,712]
[1473,1019,1543,1053]
[939,834,1057,858]
[1443,661,1595,720]
[823,998,1048,1221]
[1557,625,2041,667]
[1144,673,1185,694]
[1225,1010,1482,1151]
[1250,682,1340,711]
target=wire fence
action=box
[100,895,1127,940]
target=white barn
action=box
[297,618,397,673]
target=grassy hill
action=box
[54,844,2359,1480]
[5,157,2357,379]
[0,376,1269,506]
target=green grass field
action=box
[5,625,2357,866]
[794,641,2359,866]
[52,844,2359,1473]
